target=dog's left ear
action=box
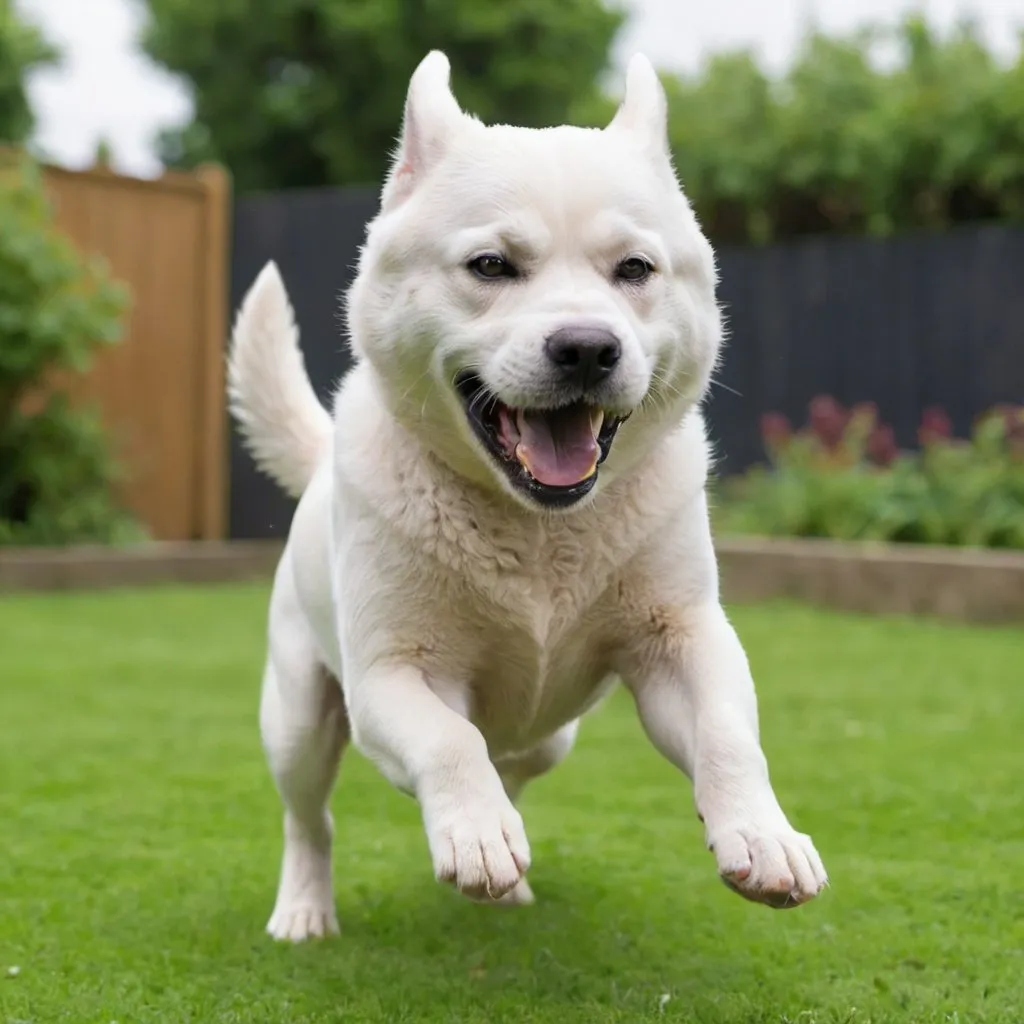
[607,54,670,158]
[382,51,464,210]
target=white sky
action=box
[16,0,1024,178]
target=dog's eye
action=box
[615,256,654,283]
[468,254,518,280]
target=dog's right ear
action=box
[381,51,464,211]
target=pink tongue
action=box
[516,407,599,487]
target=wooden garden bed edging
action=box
[716,536,1024,624]
[0,541,284,594]
[1,537,1022,624]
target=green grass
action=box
[1,585,1022,1024]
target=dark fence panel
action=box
[228,187,378,540]
[228,188,1024,539]
[711,226,1024,473]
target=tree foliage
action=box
[0,0,57,144]
[141,0,624,192]
[0,156,139,545]
[144,7,1024,241]
[666,16,1024,242]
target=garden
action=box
[2,6,1023,1023]
[716,396,1024,549]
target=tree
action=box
[0,0,57,144]
[141,0,625,193]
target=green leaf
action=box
[0,153,138,545]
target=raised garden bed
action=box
[2,536,1022,624]
[0,541,283,593]
[716,535,1024,624]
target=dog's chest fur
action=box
[334,475,636,752]
[432,514,629,750]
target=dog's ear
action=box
[607,54,669,157]
[381,51,464,210]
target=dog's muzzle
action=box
[453,371,628,509]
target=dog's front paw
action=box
[706,816,828,909]
[467,876,535,907]
[424,792,531,900]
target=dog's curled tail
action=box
[227,261,332,498]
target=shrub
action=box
[665,16,1024,243]
[0,154,142,546]
[716,395,1024,549]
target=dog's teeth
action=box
[591,409,605,435]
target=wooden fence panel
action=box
[42,164,231,541]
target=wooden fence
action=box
[43,163,231,541]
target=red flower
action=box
[1002,406,1024,459]
[808,395,849,450]
[918,406,952,447]
[998,405,1024,437]
[866,424,898,467]
[760,412,792,451]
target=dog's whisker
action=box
[708,376,742,398]
[397,366,436,409]
[467,386,493,417]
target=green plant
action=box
[666,16,1024,242]
[0,154,142,545]
[0,0,58,145]
[717,395,1024,548]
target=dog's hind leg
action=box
[261,571,348,941]
[486,720,580,907]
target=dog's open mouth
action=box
[454,372,626,508]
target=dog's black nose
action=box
[544,326,621,388]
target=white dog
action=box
[228,51,827,941]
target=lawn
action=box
[1,585,1021,1024]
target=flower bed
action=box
[716,397,1024,549]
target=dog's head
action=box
[346,51,723,511]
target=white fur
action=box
[228,262,332,498]
[228,51,827,942]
